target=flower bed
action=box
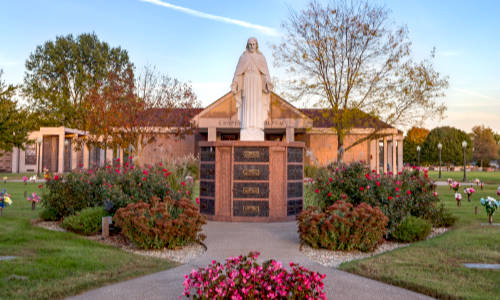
[183,252,326,299]
[40,160,196,220]
[300,162,455,251]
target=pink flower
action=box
[181,181,186,186]
[406,190,411,195]
[143,170,148,176]
[395,187,400,192]
[196,197,200,205]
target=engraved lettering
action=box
[243,187,259,194]
[242,168,260,176]
[243,151,260,159]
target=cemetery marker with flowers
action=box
[455,193,462,207]
[0,188,13,216]
[479,196,500,224]
[464,187,475,202]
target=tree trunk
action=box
[337,135,345,165]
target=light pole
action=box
[438,143,442,179]
[416,145,421,167]
[36,137,43,176]
[462,140,467,182]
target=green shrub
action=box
[39,207,59,221]
[391,216,431,242]
[41,159,197,219]
[61,207,108,235]
[297,201,388,252]
[430,204,457,227]
[311,162,440,234]
[113,196,206,249]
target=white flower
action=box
[455,193,462,200]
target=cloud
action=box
[140,0,280,36]
[454,88,495,101]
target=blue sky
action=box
[1,0,499,133]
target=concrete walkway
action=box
[69,222,433,300]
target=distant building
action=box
[3,92,403,174]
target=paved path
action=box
[69,222,433,300]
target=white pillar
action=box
[398,138,404,172]
[208,128,216,141]
[286,127,295,142]
[58,133,65,173]
[383,137,388,174]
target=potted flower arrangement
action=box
[474,178,480,186]
[0,188,13,216]
[27,192,40,210]
[464,187,475,202]
[451,181,460,192]
[480,182,485,190]
[455,193,462,207]
[447,178,453,190]
[479,196,499,224]
[22,176,28,185]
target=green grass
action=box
[339,185,500,300]
[0,182,176,300]
[428,170,500,184]
[0,172,38,180]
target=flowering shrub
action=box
[114,196,206,249]
[297,201,388,252]
[41,159,196,219]
[310,162,442,233]
[183,252,326,299]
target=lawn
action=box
[428,170,500,184]
[0,172,38,181]
[0,182,176,300]
[339,184,500,300]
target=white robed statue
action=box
[231,37,273,141]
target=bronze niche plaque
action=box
[200,147,215,162]
[287,165,303,180]
[233,201,269,217]
[234,182,269,199]
[200,163,215,180]
[234,165,269,180]
[287,199,303,216]
[287,147,303,163]
[234,147,269,162]
[200,198,215,215]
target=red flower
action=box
[162,168,167,173]
[142,177,147,181]
[395,187,400,192]
[359,187,364,191]
[372,170,376,173]
[388,196,393,200]
[115,168,120,174]
[328,177,333,182]
[164,172,171,177]
[315,189,319,194]
[365,174,370,179]
[38,184,43,189]
[376,181,380,187]
[159,162,162,166]
[196,197,200,205]
[143,170,149,176]
[327,192,332,197]
[181,181,186,186]
[186,190,190,195]
[396,194,400,198]
[54,175,59,180]
[406,190,411,195]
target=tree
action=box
[273,0,448,162]
[471,125,498,167]
[84,65,199,163]
[0,70,34,153]
[421,126,471,165]
[403,127,429,165]
[23,33,132,129]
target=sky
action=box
[1,0,499,133]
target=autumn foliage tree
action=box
[403,127,430,165]
[84,65,199,163]
[471,125,499,167]
[273,0,448,162]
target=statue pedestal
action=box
[198,141,305,222]
[240,128,265,141]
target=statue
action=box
[231,37,273,141]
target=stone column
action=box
[58,132,65,174]
[383,137,387,174]
[208,128,217,142]
[392,135,397,174]
[375,139,380,174]
[398,138,404,172]
[286,127,294,142]
[83,144,89,169]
